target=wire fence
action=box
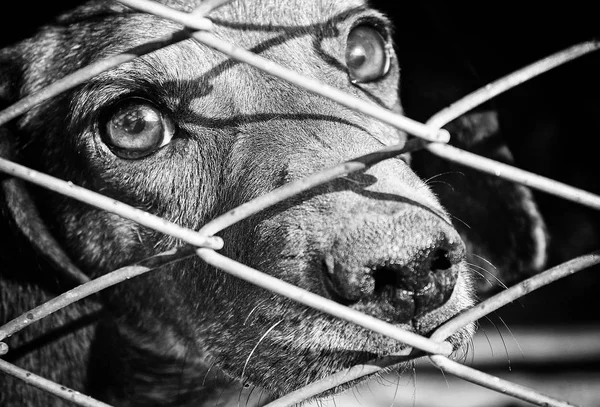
[0,1,599,406]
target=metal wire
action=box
[263,354,414,407]
[419,40,600,211]
[1,1,599,407]
[425,143,600,210]
[0,1,234,128]
[0,158,223,250]
[118,0,450,144]
[428,355,577,407]
[117,0,215,30]
[426,41,600,130]
[198,144,410,237]
[196,248,452,355]
[260,250,600,406]
[0,31,190,127]
[431,250,600,343]
[0,246,196,345]
[0,359,112,407]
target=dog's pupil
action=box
[347,46,367,69]
[121,110,147,134]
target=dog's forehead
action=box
[34,0,396,129]
[158,0,369,24]
[54,0,382,58]
[63,0,371,26]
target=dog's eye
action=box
[102,98,175,159]
[345,25,391,84]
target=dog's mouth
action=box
[285,256,472,399]
[228,208,473,396]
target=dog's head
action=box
[0,0,547,403]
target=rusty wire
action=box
[1,1,599,407]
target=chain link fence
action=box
[0,1,599,406]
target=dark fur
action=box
[0,1,547,406]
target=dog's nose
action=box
[322,210,465,324]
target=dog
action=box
[0,0,548,406]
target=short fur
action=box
[0,1,547,406]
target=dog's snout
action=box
[370,246,459,319]
[321,211,465,324]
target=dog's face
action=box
[0,0,547,404]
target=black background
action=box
[372,2,600,326]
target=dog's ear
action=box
[399,54,548,293]
[0,50,88,287]
[411,110,548,293]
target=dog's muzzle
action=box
[321,209,465,324]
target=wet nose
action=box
[322,210,465,323]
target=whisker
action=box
[244,384,256,407]
[215,385,227,407]
[351,387,359,406]
[237,380,245,407]
[467,259,526,309]
[471,253,498,270]
[449,213,471,229]
[257,389,266,406]
[425,180,456,191]
[485,316,512,371]
[466,264,497,289]
[202,360,217,386]
[353,381,364,399]
[177,341,192,403]
[468,335,476,366]
[243,298,270,326]
[411,362,417,407]
[454,338,470,365]
[467,262,509,290]
[240,320,283,385]
[378,372,397,386]
[478,324,494,357]
[497,315,525,360]
[366,380,376,400]
[439,364,449,389]
[390,372,400,407]
[423,171,464,185]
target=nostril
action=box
[362,243,462,318]
[430,248,452,272]
[373,265,406,294]
[320,227,466,323]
